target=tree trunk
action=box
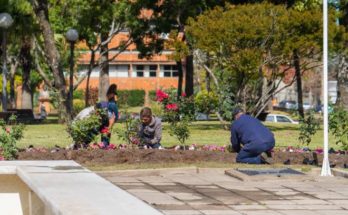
[185,54,194,97]
[294,49,304,118]
[31,0,69,123]
[9,59,18,109]
[336,55,348,109]
[176,60,183,100]
[85,49,95,107]
[20,36,33,109]
[98,33,110,102]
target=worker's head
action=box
[232,107,244,120]
[106,84,118,100]
[140,107,152,125]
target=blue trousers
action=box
[236,142,274,164]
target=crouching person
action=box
[136,107,163,149]
[230,107,275,164]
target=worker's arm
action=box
[231,125,241,153]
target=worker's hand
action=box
[130,137,140,145]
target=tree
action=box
[187,3,323,121]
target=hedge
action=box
[117,90,145,107]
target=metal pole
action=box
[69,41,74,118]
[2,30,7,112]
[321,0,332,176]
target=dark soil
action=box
[16,149,348,168]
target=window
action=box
[136,65,144,77]
[109,65,129,77]
[265,116,275,122]
[160,65,178,77]
[149,65,157,77]
[276,116,291,123]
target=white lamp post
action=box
[321,0,332,176]
[0,13,13,112]
[65,28,78,118]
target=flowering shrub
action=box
[155,89,194,148]
[0,115,25,160]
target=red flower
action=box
[156,90,169,102]
[181,92,186,97]
[166,103,179,111]
[100,127,109,134]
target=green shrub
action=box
[329,106,348,150]
[68,113,102,145]
[149,90,157,101]
[0,115,25,160]
[195,90,219,114]
[117,90,145,107]
[73,89,85,100]
[73,99,85,116]
[298,111,320,146]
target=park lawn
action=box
[17,120,340,150]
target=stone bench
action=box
[0,161,162,215]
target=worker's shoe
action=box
[261,152,274,164]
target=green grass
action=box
[17,118,341,150]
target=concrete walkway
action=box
[99,167,348,215]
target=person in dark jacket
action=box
[230,107,275,164]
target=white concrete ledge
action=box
[0,161,163,215]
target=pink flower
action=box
[181,92,186,97]
[98,142,105,148]
[0,156,4,161]
[166,103,179,111]
[156,90,169,102]
[90,144,99,149]
[5,127,10,133]
[107,144,116,150]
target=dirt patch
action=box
[16,149,348,167]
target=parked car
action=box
[265,114,299,124]
[278,100,297,110]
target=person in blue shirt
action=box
[99,84,119,148]
[230,107,275,164]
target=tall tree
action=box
[30,0,69,122]
[187,3,323,120]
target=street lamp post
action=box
[0,13,13,112]
[65,28,78,118]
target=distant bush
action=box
[149,90,157,101]
[73,99,85,116]
[117,90,145,107]
[73,89,85,100]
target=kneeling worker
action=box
[136,107,163,149]
[230,107,275,164]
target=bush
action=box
[298,111,320,146]
[73,99,85,116]
[329,106,348,150]
[68,113,102,145]
[74,89,85,100]
[195,90,219,114]
[117,90,145,107]
[149,90,157,101]
[0,115,25,160]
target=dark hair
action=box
[232,107,243,119]
[107,84,117,96]
[140,107,152,118]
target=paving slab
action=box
[99,167,348,215]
